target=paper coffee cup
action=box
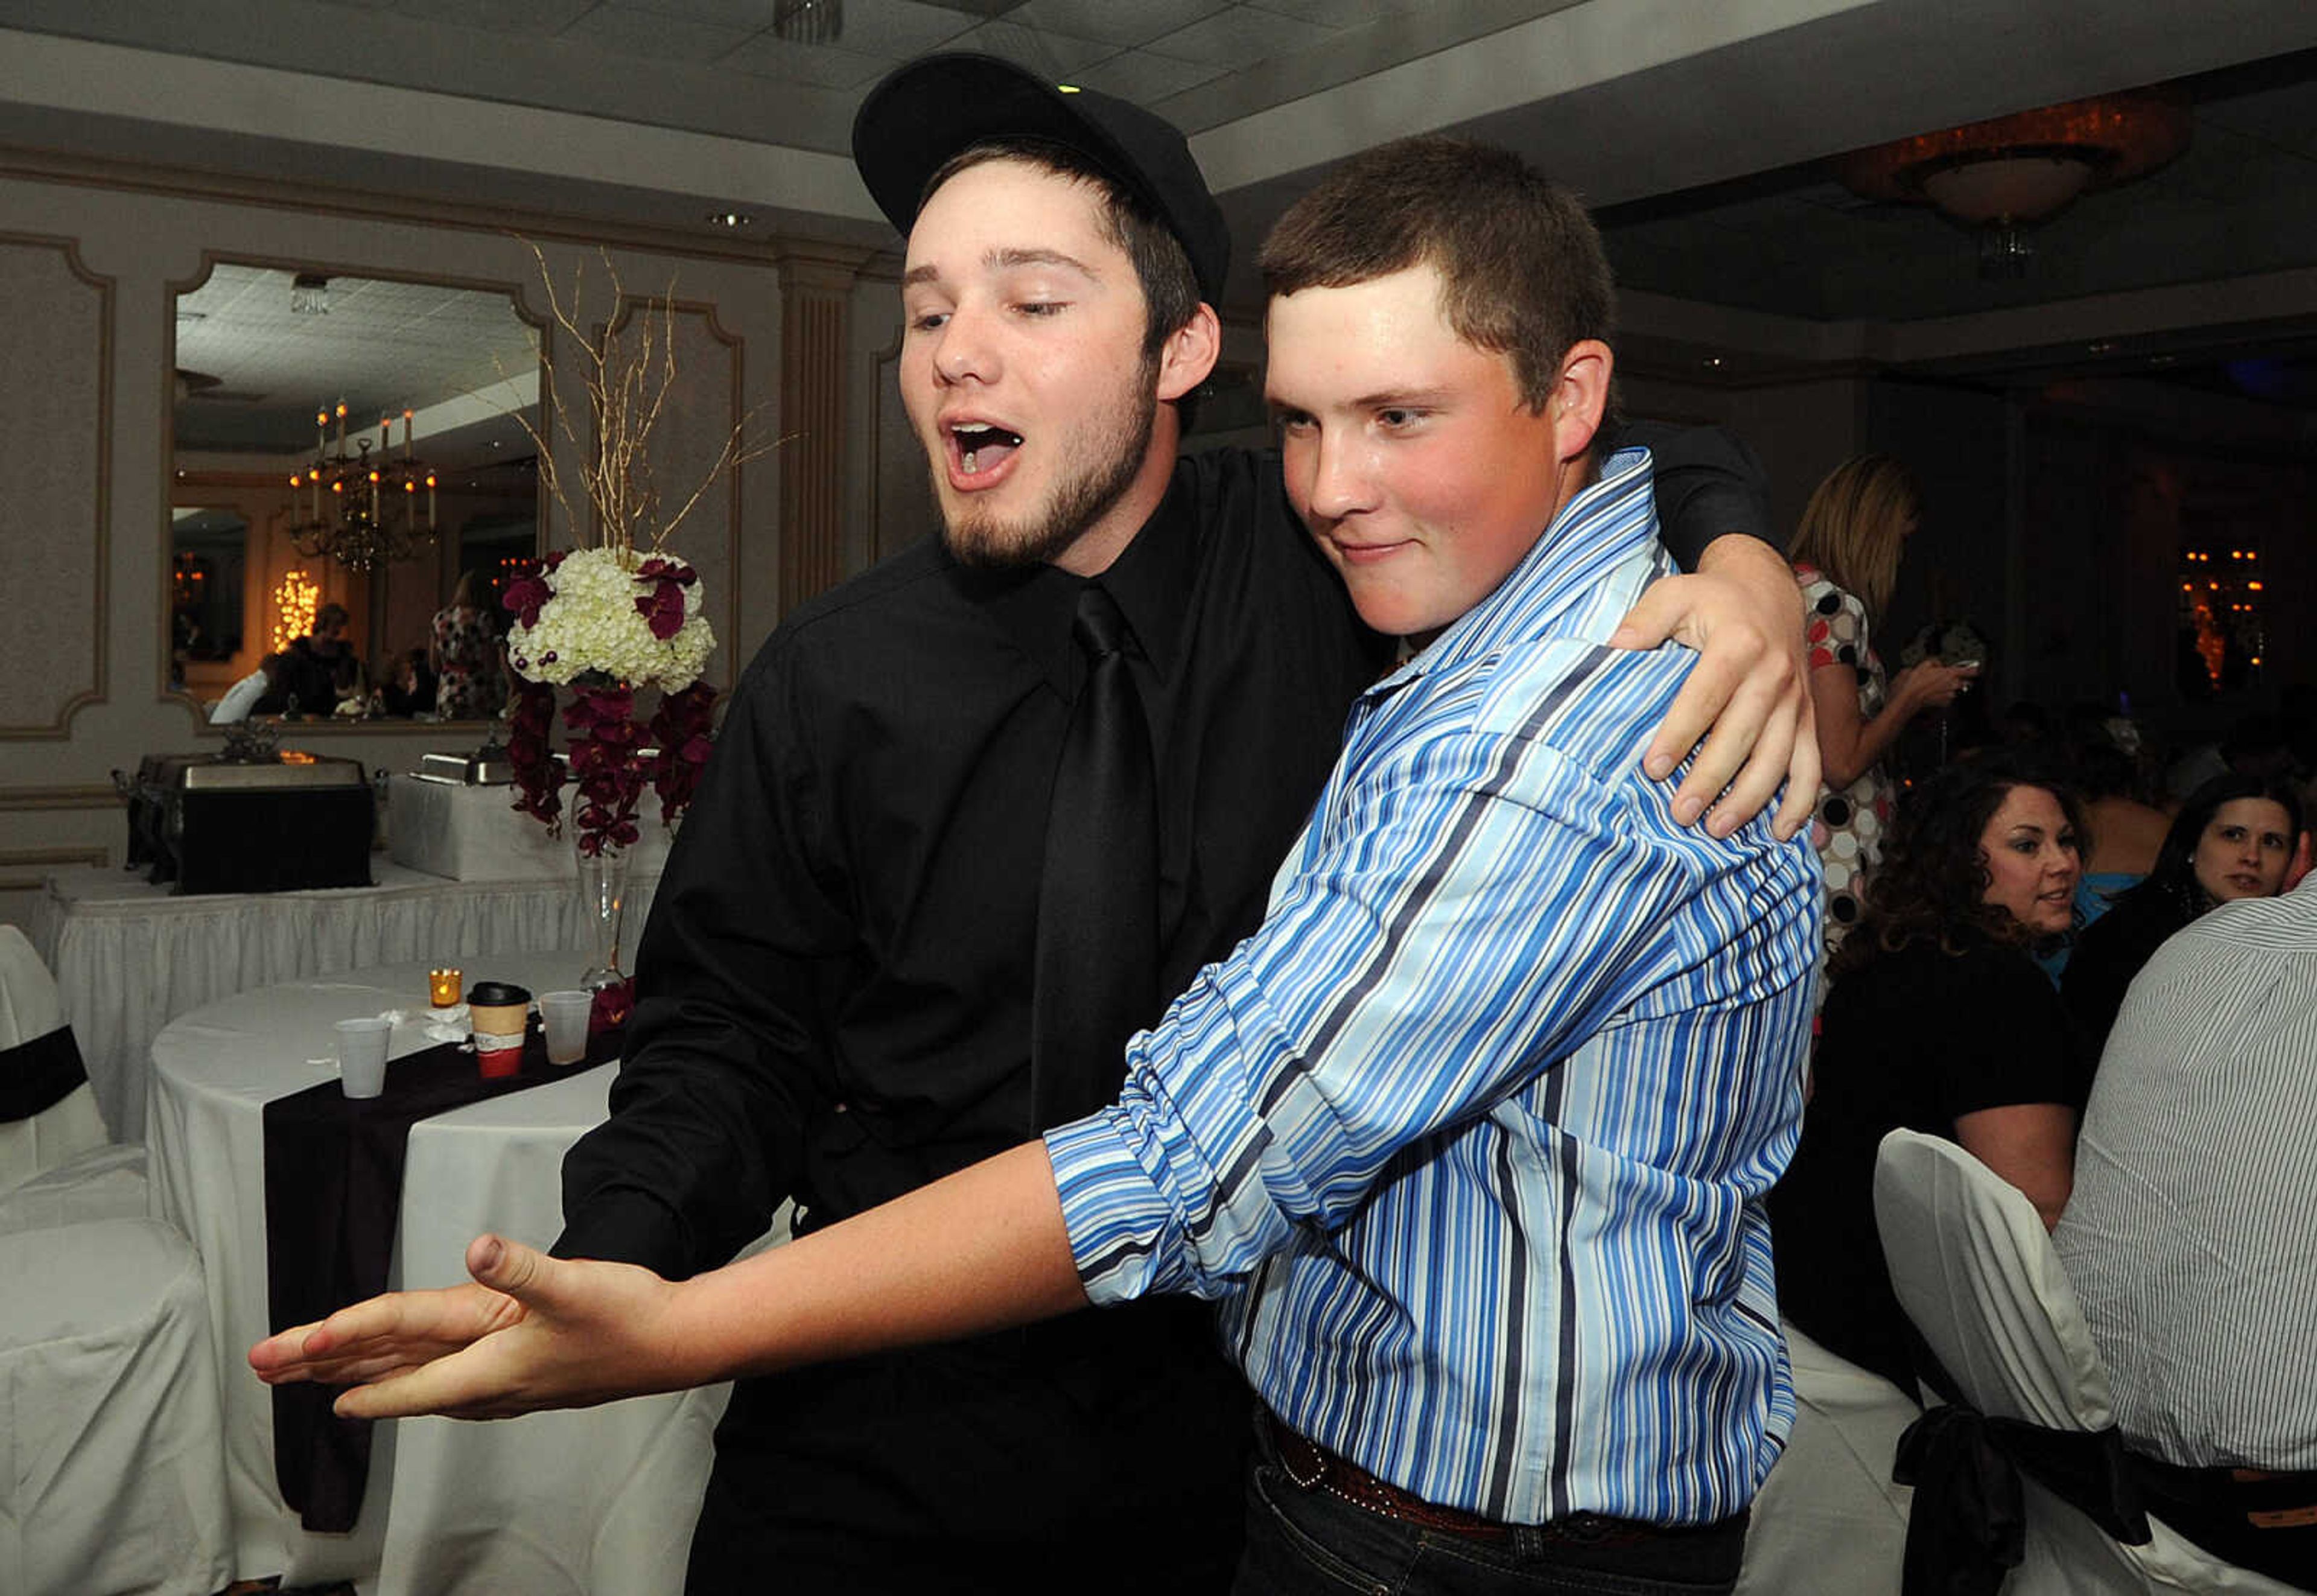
[466,980,532,1078]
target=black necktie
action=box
[1031,583,1159,1130]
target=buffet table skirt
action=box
[147,954,725,1595]
[28,861,659,1142]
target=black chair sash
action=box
[1892,1331,2150,1596]
[0,1025,89,1124]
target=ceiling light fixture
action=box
[288,401,439,571]
[706,209,756,230]
[290,273,331,315]
[771,0,841,45]
[1833,87,2190,279]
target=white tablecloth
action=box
[147,955,727,1596]
[29,860,659,1142]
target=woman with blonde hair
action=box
[1791,454,1979,944]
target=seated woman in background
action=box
[375,647,437,717]
[1788,455,1979,948]
[1770,757,2086,1397]
[2066,713,2170,920]
[1739,759,2088,1596]
[208,652,287,724]
[2062,772,2304,1063]
[2035,712,2173,982]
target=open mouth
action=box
[950,422,1023,478]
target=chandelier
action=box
[1834,87,2191,278]
[289,401,439,571]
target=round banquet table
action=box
[147,952,736,1596]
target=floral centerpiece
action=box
[496,245,765,993]
[502,548,717,856]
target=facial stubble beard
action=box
[935,357,1162,570]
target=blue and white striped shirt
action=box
[1046,447,1819,1525]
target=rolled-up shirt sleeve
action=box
[1047,711,1706,1306]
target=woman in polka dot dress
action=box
[1790,456,1979,949]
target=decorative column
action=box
[777,247,871,613]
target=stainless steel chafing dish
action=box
[124,750,375,894]
[176,753,369,790]
[416,749,515,786]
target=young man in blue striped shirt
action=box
[260,138,1819,1593]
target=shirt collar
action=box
[1374,444,1659,694]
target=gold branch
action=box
[494,240,780,561]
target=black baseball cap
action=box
[851,52,1230,305]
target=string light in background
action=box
[270,569,320,653]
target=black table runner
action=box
[262,1017,622,1531]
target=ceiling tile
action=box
[1065,48,1231,104]
[1003,0,1231,50]
[720,34,897,87]
[1243,0,1424,25]
[175,265,539,450]
[557,5,757,64]
[605,0,786,22]
[810,0,981,56]
[381,0,602,36]
[942,19,1117,75]
[1142,4,1340,68]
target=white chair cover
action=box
[1735,1321,1916,1596]
[0,1142,149,1235]
[0,1217,234,1596]
[1872,1127,2301,1595]
[0,923,138,1211]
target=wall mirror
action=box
[168,261,543,729]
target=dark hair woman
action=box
[2061,772,2305,1063]
[1770,757,2087,1398]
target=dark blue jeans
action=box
[1233,1434,1746,1596]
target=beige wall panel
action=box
[602,297,743,691]
[0,168,786,928]
[0,234,107,736]
[861,295,935,571]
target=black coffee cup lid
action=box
[466,980,532,1006]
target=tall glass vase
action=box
[575,840,631,990]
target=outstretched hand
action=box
[250,1235,693,1421]
[1610,533,1817,840]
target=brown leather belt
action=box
[1265,1414,1667,1547]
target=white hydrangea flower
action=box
[506,545,717,691]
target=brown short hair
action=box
[922,138,1203,366]
[1259,136,1614,412]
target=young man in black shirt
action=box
[259,53,1817,1594]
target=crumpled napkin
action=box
[378,1005,471,1045]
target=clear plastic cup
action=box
[539,990,593,1066]
[335,1016,393,1098]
